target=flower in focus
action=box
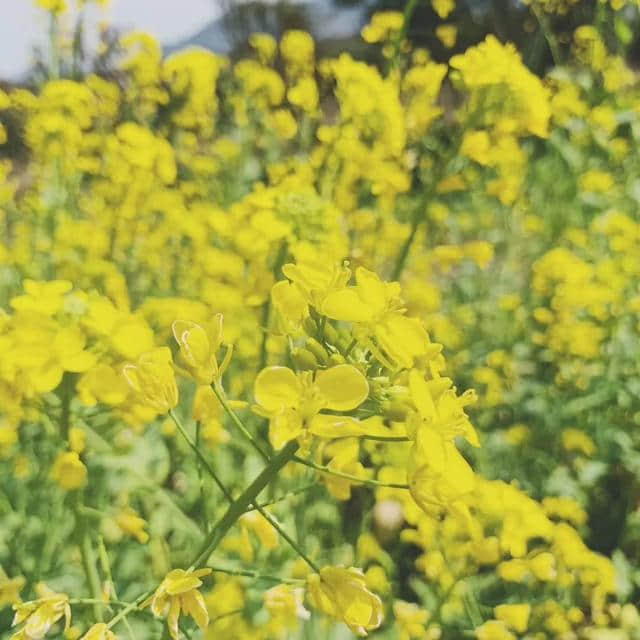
[172,315,232,385]
[306,566,383,636]
[123,347,178,413]
[253,364,369,448]
[141,568,211,640]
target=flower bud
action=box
[291,347,318,371]
[305,337,329,365]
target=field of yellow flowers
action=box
[2,0,640,638]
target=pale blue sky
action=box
[0,0,221,79]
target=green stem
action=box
[173,411,318,570]
[78,518,103,622]
[107,591,153,631]
[531,4,561,66]
[169,410,233,502]
[207,566,303,583]
[392,214,420,280]
[253,503,320,572]
[190,440,299,569]
[211,609,244,624]
[195,420,209,532]
[59,372,73,441]
[98,536,137,639]
[399,0,420,44]
[211,384,270,462]
[71,598,135,608]
[244,483,317,512]
[292,456,410,489]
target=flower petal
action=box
[254,366,301,411]
[321,289,373,323]
[315,365,369,411]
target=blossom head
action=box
[172,315,232,385]
[307,566,383,636]
[142,568,211,639]
[123,347,179,413]
[253,364,369,448]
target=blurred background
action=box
[3,0,638,82]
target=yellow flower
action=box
[12,585,71,639]
[35,0,67,13]
[306,566,383,635]
[115,507,149,543]
[393,600,429,640]
[407,368,479,446]
[248,32,277,64]
[436,24,457,49]
[69,427,86,454]
[142,568,211,640]
[408,427,475,513]
[253,364,369,448]
[123,347,179,413]
[51,451,88,490]
[0,570,25,607]
[431,0,455,18]
[172,315,232,385]
[10,280,72,316]
[264,584,310,633]
[321,267,431,369]
[561,428,596,456]
[475,620,516,640]
[494,604,530,633]
[80,624,117,640]
[361,12,404,44]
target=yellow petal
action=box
[354,267,388,315]
[321,289,373,323]
[309,414,366,438]
[31,363,64,393]
[62,350,96,373]
[315,365,369,411]
[408,369,437,423]
[254,366,301,411]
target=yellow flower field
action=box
[1,0,640,638]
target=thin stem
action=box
[531,4,561,66]
[195,420,206,524]
[169,410,233,503]
[190,440,299,569]
[392,215,420,280]
[70,598,135,608]
[244,483,317,512]
[343,338,358,358]
[398,0,420,45]
[211,609,244,624]
[292,456,410,489]
[254,504,320,572]
[107,591,153,630]
[173,411,318,571]
[211,384,270,462]
[207,565,303,583]
[79,525,104,622]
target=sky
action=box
[0,0,221,79]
